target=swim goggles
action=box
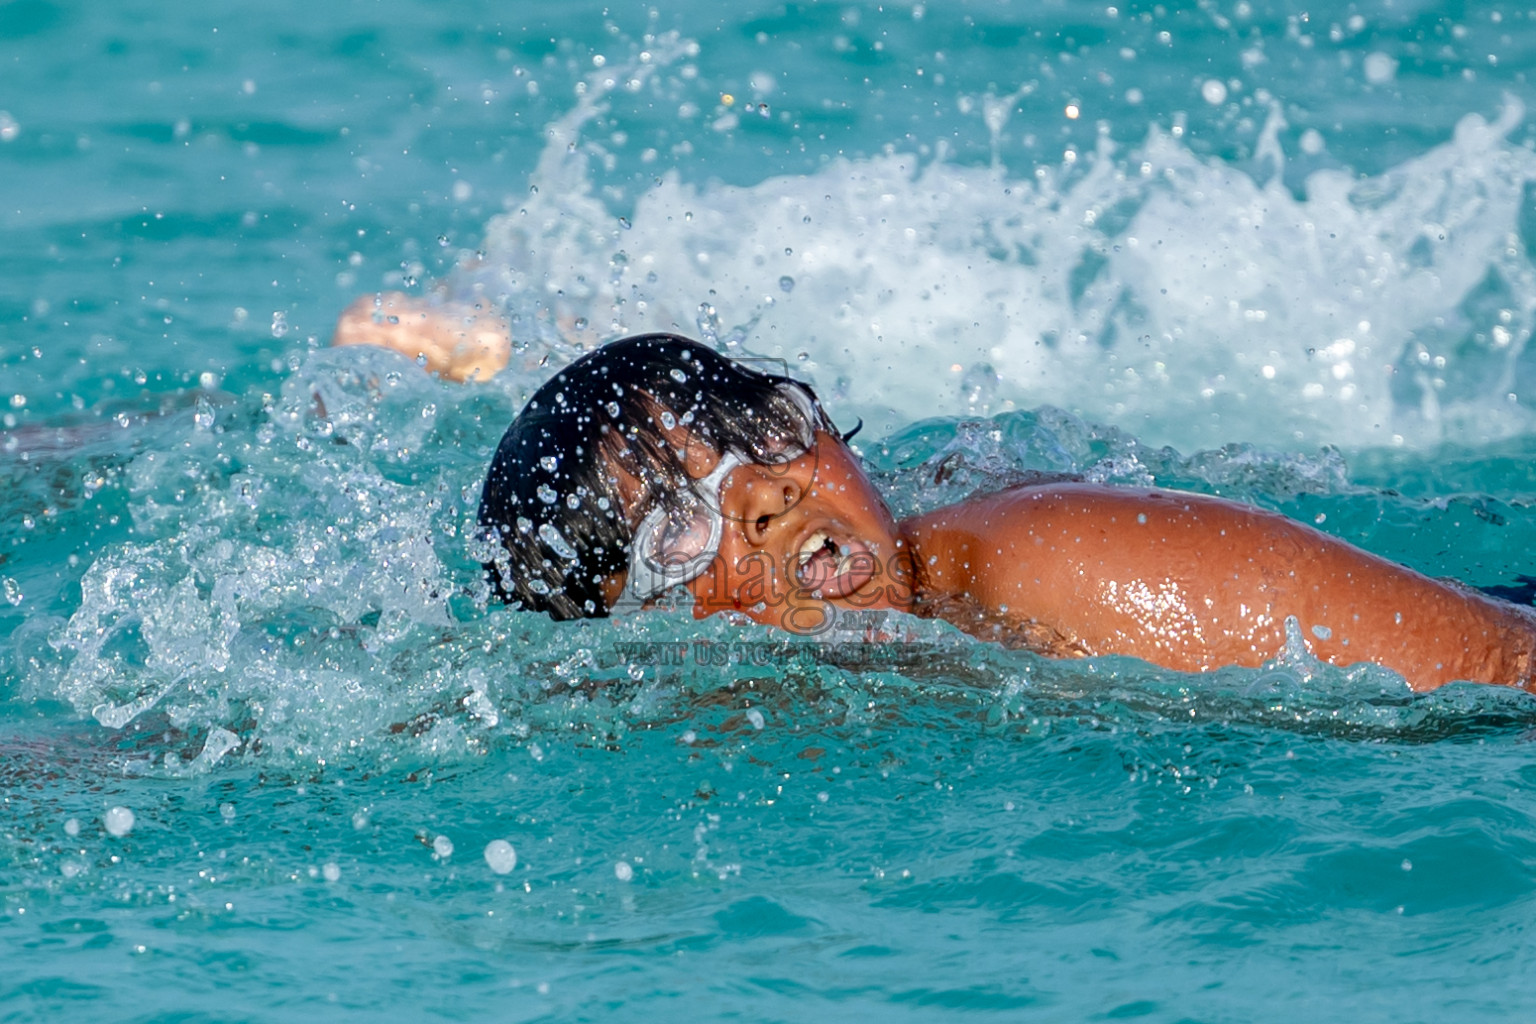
[612,384,822,612]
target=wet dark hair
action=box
[477,333,835,620]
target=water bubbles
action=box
[660,410,677,430]
[778,275,795,293]
[606,401,621,417]
[64,818,80,837]
[539,455,559,472]
[564,493,580,510]
[104,806,135,837]
[539,522,579,560]
[669,368,689,383]
[484,839,518,874]
[614,860,634,882]
[322,862,341,882]
[437,235,451,247]
[0,111,18,142]
[1201,79,1228,105]
[432,834,454,859]
[960,363,1000,408]
[536,484,558,504]
[270,311,289,338]
[745,708,765,730]
[696,301,722,346]
[220,802,236,821]
[1363,52,1398,85]
[2,576,21,606]
[193,395,215,431]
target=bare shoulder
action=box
[903,481,1289,540]
[899,482,1321,611]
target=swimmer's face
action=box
[605,430,913,629]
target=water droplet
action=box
[539,522,578,560]
[220,803,236,821]
[660,411,677,429]
[193,396,215,431]
[104,806,135,837]
[322,862,341,882]
[574,317,588,330]
[960,362,999,408]
[64,818,80,837]
[669,368,688,383]
[778,275,795,293]
[270,311,289,338]
[484,839,518,874]
[432,835,454,858]
[536,484,558,504]
[618,217,631,230]
[606,401,621,417]
[1,577,21,606]
[745,708,765,730]
[565,494,580,510]
[539,455,559,472]
[614,860,634,882]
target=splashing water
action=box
[467,44,1536,451]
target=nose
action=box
[723,463,807,547]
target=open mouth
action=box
[794,528,876,599]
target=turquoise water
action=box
[7,1,1536,1020]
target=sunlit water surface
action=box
[6,1,1536,1020]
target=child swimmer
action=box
[334,294,1536,693]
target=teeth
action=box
[798,529,831,566]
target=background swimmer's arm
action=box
[905,483,1536,692]
[332,291,510,382]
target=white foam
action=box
[484,839,518,874]
[103,806,134,837]
[471,45,1536,451]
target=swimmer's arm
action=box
[332,291,510,383]
[906,483,1536,691]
